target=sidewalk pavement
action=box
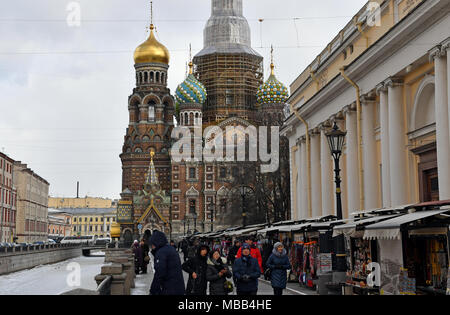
[131,252,316,296]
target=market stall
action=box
[364,208,450,295]
[333,214,399,295]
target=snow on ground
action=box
[0,252,105,295]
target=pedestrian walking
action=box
[182,244,210,295]
[233,243,261,296]
[206,249,232,295]
[227,240,241,266]
[265,242,292,296]
[149,230,185,295]
[187,239,199,260]
[132,240,143,274]
[141,239,150,274]
[180,238,189,262]
[236,237,264,273]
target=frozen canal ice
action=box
[0,252,105,295]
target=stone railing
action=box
[60,248,136,295]
[94,248,136,295]
[0,243,83,255]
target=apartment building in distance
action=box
[13,162,50,243]
[0,152,17,243]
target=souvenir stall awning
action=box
[278,222,312,232]
[309,218,353,230]
[333,214,399,237]
[224,226,264,237]
[363,209,450,240]
[257,226,277,234]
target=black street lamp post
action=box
[193,213,198,233]
[326,121,348,273]
[239,185,253,227]
[208,202,215,232]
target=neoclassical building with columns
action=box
[282,0,450,220]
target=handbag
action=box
[224,280,234,293]
[264,268,272,280]
[144,255,150,263]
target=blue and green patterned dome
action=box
[256,65,289,105]
[175,67,207,105]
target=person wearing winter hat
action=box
[149,230,185,295]
[236,236,263,273]
[182,244,210,295]
[265,242,291,295]
[206,249,232,295]
[232,243,261,295]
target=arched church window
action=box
[144,72,148,83]
[139,72,143,84]
[135,148,143,153]
[161,73,165,84]
[148,101,156,122]
[150,72,154,82]
[156,72,160,83]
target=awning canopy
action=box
[278,223,312,232]
[309,218,353,230]
[332,214,398,237]
[363,209,450,240]
[224,226,264,236]
[257,226,281,234]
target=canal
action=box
[0,252,104,295]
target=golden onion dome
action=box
[134,25,170,65]
[110,221,121,239]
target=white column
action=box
[310,132,322,218]
[430,45,450,200]
[444,39,450,144]
[290,142,300,221]
[299,139,309,219]
[320,126,334,216]
[376,83,391,207]
[385,77,408,206]
[295,142,302,220]
[361,95,380,209]
[345,107,360,213]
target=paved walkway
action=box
[131,253,317,296]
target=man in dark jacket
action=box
[182,244,209,295]
[236,237,263,273]
[233,243,261,295]
[149,230,185,295]
[227,240,241,266]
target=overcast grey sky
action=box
[0,0,367,199]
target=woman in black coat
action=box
[132,240,143,274]
[182,245,210,295]
[265,242,291,295]
[206,249,232,295]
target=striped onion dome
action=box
[175,62,207,105]
[256,64,289,105]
